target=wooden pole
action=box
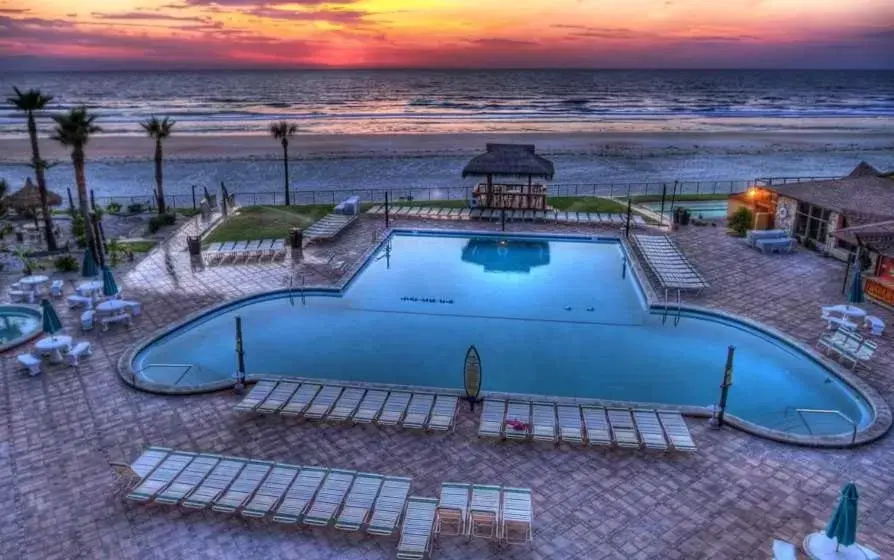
[384,191,390,229]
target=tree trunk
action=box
[73,146,98,265]
[282,140,290,206]
[28,112,57,250]
[154,138,166,214]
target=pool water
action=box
[133,232,871,436]
[0,305,42,350]
[644,200,729,220]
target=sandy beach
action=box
[1,130,892,201]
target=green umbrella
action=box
[825,482,859,550]
[101,266,119,297]
[848,268,864,304]
[40,299,63,336]
[81,248,98,278]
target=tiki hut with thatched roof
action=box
[5,177,62,223]
[462,144,555,210]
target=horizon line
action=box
[4,66,894,74]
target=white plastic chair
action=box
[65,341,93,367]
[81,310,95,331]
[17,353,42,376]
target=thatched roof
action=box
[767,174,894,218]
[462,144,555,179]
[4,178,63,210]
[848,161,882,178]
[835,220,894,257]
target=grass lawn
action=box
[621,193,731,203]
[549,196,629,213]
[205,205,333,243]
[116,240,156,253]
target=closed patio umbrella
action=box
[101,266,119,297]
[848,269,864,304]
[826,482,859,550]
[81,248,98,278]
[40,298,63,337]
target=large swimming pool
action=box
[131,232,872,437]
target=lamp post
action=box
[711,345,735,427]
[384,191,390,229]
[501,208,506,232]
[234,315,246,393]
[624,198,632,238]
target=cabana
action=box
[5,177,62,219]
[462,144,554,210]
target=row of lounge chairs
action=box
[236,380,458,431]
[366,205,647,226]
[435,483,533,544]
[203,239,286,265]
[305,214,358,241]
[632,234,709,292]
[478,400,696,452]
[816,326,879,369]
[118,446,413,536]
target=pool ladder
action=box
[289,273,306,306]
[662,288,682,326]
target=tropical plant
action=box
[0,178,7,216]
[128,202,144,214]
[727,207,754,237]
[7,87,58,250]
[108,238,120,266]
[269,120,298,206]
[140,116,175,214]
[54,254,78,272]
[51,107,102,263]
[106,201,121,213]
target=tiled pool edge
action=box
[0,303,44,353]
[118,228,892,447]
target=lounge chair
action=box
[352,390,388,423]
[458,208,471,219]
[280,383,321,416]
[127,451,197,502]
[334,472,384,531]
[478,399,506,438]
[17,353,42,376]
[128,446,173,479]
[377,392,411,425]
[234,380,278,412]
[155,454,221,505]
[402,393,435,429]
[426,395,458,431]
[657,411,696,452]
[269,239,286,260]
[211,460,274,513]
[182,457,247,509]
[607,409,640,448]
[367,204,383,215]
[436,483,470,536]
[501,487,533,545]
[557,405,584,445]
[304,385,344,420]
[504,401,532,440]
[50,279,64,298]
[256,382,301,414]
[816,327,863,356]
[366,476,412,536]
[581,406,611,446]
[839,339,879,369]
[64,341,92,367]
[327,387,366,421]
[633,410,669,451]
[396,497,438,560]
[303,469,356,526]
[272,467,328,524]
[241,463,301,518]
[531,402,557,442]
[469,485,501,539]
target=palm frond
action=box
[269,120,297,140]
[141,115,175,139]
[7,86,53,111]
[52,106,102,147]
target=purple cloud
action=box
[248,7,369,23]
[0,8,29,14]
[466,38,540,47]
[90,11,209,22]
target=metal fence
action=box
[753,176,836,186]
[90,179,754,211]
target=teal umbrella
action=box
[81,248,98,278]
[825,482,859,550]
[848,268,864,304]
[40,299,63,336]
[101,266,119,297]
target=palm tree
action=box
[140,116,175,214]
[51,107,102,262]
[269,121,298,206]
[7,87,58,250]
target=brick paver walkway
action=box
[2,214,893,559]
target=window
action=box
[793,202,832,245]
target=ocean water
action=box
[2,69,893,137]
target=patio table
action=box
[96,300,129,314]
[77,280,103,298]
[20,275,49,292]
[35,335,72,363]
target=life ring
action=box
[778,205,788,219]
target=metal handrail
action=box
[674,289,682,326]
[795,408,857,444]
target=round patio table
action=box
[34,335,73,363]
[20,275,49,289]
[96,300,129,314]
[840,305,867,319]
[77,280,103,297]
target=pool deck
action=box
[3,213,894,559]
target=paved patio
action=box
[2,214,893,559]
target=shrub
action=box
[161,212,176,225]
[147,213,175,234]
[727,207,754,237]
[107,202,121,213]
[128,202,145,214]
[54,254,78,272]
[147,216,162,233]
[71,214,86,247]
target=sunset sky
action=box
[1,0,893,70]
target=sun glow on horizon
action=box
[1,0,892,70]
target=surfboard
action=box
[464,345,481,402]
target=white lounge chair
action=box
[182,457,247,509]
[256,382,301,414]
[64,341,92,367]
[241,463,301,518]
[280,383,321,416]
[402,393,435,429]
[469,485,501,539]
[478,399,506,438]
[352,390,388,423]
[436,483,470,536]
[633,409,668,451]
[328,387,366,421]
[17,353,42,376]
[582,406,611,446]
[304,385,343,420]
[273,467,328,524]
[557,405,584,445]
[377,392,411,425]
[155,454,221,505]
[607,409,640,448]
[396,496,438,560]
[501,487,533,545]
[334,472,384,531]
[657,411,696,452]
[127,451,197,502]
[840,339,879,370]
[504,401,532,440]
[366,476,412,536]
[303,469,356,526]
[531,402,557,442]
[211,460,274,513]
[426,395,458,431]
[234,380,278,412]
